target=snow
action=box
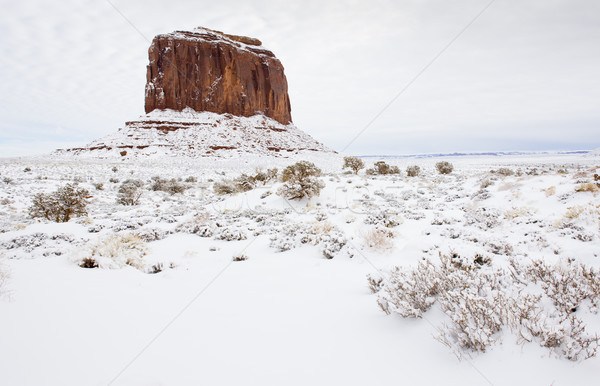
[55,109,332,159]
[0,152,599,385]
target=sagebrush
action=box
[29,183,90,222]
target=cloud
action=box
[0,0,598,157]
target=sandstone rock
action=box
[145,27,292,125]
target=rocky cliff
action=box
[57,27,332,158]
[144,27,292,125]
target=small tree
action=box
[406,165,421,177]
[278,161,324,200]
[343,156,365,174]
[436,161,454,175]
[117,179,144,205]
[29,183,90,222]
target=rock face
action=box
[144,28,292,125]
[57,27,332,158]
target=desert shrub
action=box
[436,161,454,174]
[362,227,395,251]
[493,168,514,176]
[343,156,365,174]
[213,181,236,195]
[575,183,599,193]
[366,161,400,175]
[150,176,187,194]
[213,227,247,241]
[176,215,214,237]
[480,178,494,189]
[77,234,147,270]
[117,179,144,205]
[366,274,384,294]
[3,177,13,184]
[406,165,421,177]
[185,176,197,183]
[377,255,600,360]
[109,177,119,184]
[93,182,104,191]
[232,254,248,262]
[149,263,163,274]
[364,212,401,228]
[278,161,324,200]
[214,169,278,195]
[269,221,348,259]
[79,257,98,268]
[29,184,90,222]
[23,167,32,173]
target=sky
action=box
[1,0,599,157]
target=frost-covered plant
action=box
[214,169,278,195]
[366,161,400,176]
[479,178,494,189]
[364,212,402,228]
[366,274,384,293]
[362,227,395,251]
[278,161,324,200]
[214,227,247,241]
[493,168,514,176]
[29,183,90,222]
[343,156,365,174]
[406,165,421,177]
[376,255,600,360]
[575,183,599,193]
[213,181,236,195]
[117,179,144,205]
[436,161,454,174]
[76,234,148,270]
[151,176,187,194]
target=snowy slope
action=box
[56,108,333,159]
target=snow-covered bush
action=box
[213,226,247,241]
[278,161,324,200]
[575,183,599,193]
[343,156,365,174]
[176,215,214,237]
[406,165,421,177]
[376,255,600,360]
[76,234,148,270]
[435,161,454,174]
[364,212,402,228]
[213,181,236,195]
[362,227,395,251]
[29,183,90,222]
[117,179,144,205]
[493,168,514,176]
[214,169,278,195]
[366,274,384,293]
[366,161,400,175]
[150,176,187,194]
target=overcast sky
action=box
[1,0,599,156]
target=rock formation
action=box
[58,27,331,158]
[144,28,292,125]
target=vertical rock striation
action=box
[144,27,292,125]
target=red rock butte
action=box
[144,27,292,125]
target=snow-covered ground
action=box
[1,151,599,385]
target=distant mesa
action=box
[58,27,331,158]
